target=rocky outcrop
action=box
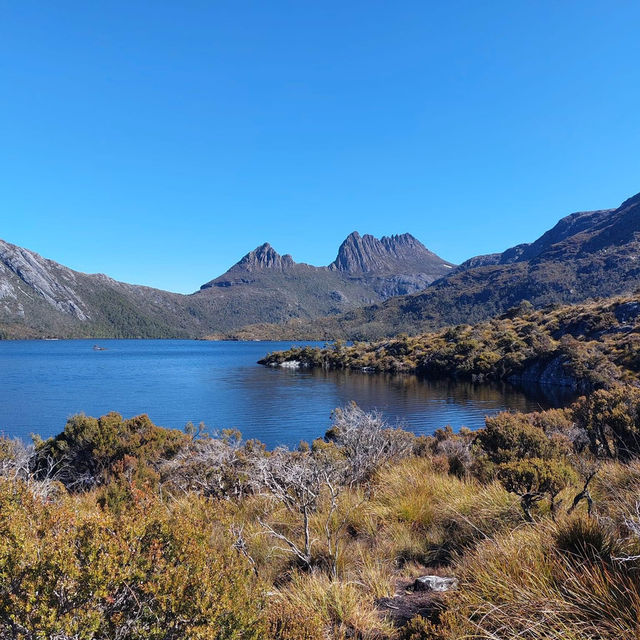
[227,243,296,272]
[331,231,452,276]
[0,240,89,320]
[614,300,640,324]
[508,355,581,390]
[200,243,298,288]
[376,575,451,629]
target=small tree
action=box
[497,458,577,521]
[475,411,578,520]
[254,405,411,577]
[252,447,334,570]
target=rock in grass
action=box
[413,576,458,592]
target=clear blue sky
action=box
[1,1,639,293]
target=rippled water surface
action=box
[0,340,576,447]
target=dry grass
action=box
[272,572,397,639]
[251,454,640,640]
[366,457,523,564]
[445,512,640,639]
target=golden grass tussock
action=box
[270,572,397,640]
[369,457,523,560]
[446,513,640,640]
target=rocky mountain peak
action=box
[332,231,449,274]
[380,233,432,256]
[332,232,391,273]
[235,243,295,271]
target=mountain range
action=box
[253,191,640,340]
[219,190,640,340]
[2,190,639,340]
[0,231,452,338]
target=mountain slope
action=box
[225,191,640,340]
[0,239,208,338]
[0,232,452,338]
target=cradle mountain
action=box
[2,189,640,340]
[0,232,452,339]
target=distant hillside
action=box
[5,190,640,340]
[259,293,640,391]
[228,191,640,340]
[0,231,452,338]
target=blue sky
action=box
[1,1,639,293]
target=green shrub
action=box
[573,386,640,460]
[0,485,264,639]
[32,412,188,490]
[475,412,558,465]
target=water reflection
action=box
[231,364,577,445]
[0,340,578,448]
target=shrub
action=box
[32,412,189,490]
[475,412,559,465]
[0,487,264,639]
[573,386,640,460]
[474,412,579,519]
[266,598,324,640]
[399,615,442,640]
[325,402,414,484]
[497,458,577,517]
[160,430,256,499]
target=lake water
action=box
[0,340,576,447]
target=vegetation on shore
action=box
[2,381,640,638]
[259,294,640,390]
[3,293,640,638]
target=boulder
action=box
[413,575,458,592]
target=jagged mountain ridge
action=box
[331,231,448,274]
[333,191,640,338]
[0,231,452,338]
[224,190,640,341]
[5,189,640,341]
[200,232,453,300]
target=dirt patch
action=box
[376,576,448,627]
